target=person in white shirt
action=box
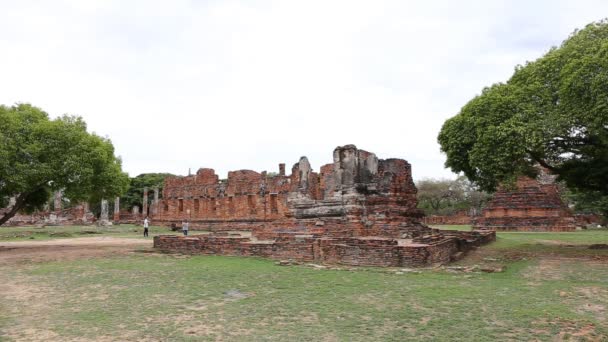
[143,217,149,237]
[182,220,189,236]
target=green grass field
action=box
[1,225,607,341]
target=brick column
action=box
[53,190,62,212]
[152,187,159,216]
[113,197,120,222]
[82,202,90,223]
[143,187,149,217]
[100,199,110,226]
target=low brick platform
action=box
[154,229,495,267]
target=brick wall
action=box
[474,176,576,232]
[152,145,496,267]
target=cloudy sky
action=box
[1,1,606,181]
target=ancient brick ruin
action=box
[0,191,95,226]
[473,176,576,232]
[0,189,128,227]
[154,145,495,267]
[423,210,474,225]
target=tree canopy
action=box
[416,176,490,216]
[438,20,608,216]
[0,104,129,225]
[121,173,174,212]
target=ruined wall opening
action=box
[210,198,216,215]
[193,198,200,214]
[228,197,235,215]
[248,195,256,214]
[270,194,278,213]
[178,199,184,212]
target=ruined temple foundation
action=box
[473,176,576,232]
[154,145,495,267]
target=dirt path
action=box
[0,237,153,265]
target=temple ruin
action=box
[473,176,576,232]
[154,145,495,267]
[0,191,95,226]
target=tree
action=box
[563,188,608,220]
[438,20,608,216]
[417,178,460,215]
[0,104,129,225]
[416,176,490,216]
[121,173,174,212]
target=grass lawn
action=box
[0,225,607,341]
[429,224,473,231]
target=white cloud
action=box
[1,0,606,180]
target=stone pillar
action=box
[82,202,91,223]
[132,205,140,217]
[99,199,111,226]
[143,187,149,217]
[279,163,285,176]
[53,190,62,213]
[113,197,120,222]
[298,157,311,191]
[152,187,159,215]
[8,196,16,208]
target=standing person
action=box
[143,216,149,237]
[182,219,189,236]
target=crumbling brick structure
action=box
[473,176,576,232]
[423,210,474,225]
[0,190,95,226]
[154,145,495,267]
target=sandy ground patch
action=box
[0,237,152,265]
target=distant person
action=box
[143,217,149,237]
[182,220,189,236]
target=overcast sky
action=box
[1,1,606,181]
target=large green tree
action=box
[121,173,174,213]
[438,20,608,216]
[0,104,129,225]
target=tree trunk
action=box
[0,193,27,226]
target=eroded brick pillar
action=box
[82,202,90,223]
[279,163,285,176]
[143,187,149,217]
[113,197,120,221]
[53,190,62,213]
[100,199,110,225]
[152,187,159,215]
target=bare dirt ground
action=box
[0,237,152,265]
[0,237,156,342]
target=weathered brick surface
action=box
[474,177,576,232]
[423,211,473,225]
[0,204,94,226]
[153,145,495,267]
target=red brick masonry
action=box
[154,145,495,267]
[154,229,495,267]
[423,210,473,225]
[474,177,576,232]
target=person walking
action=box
[143,216,150,237]
[182,219,189,236]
